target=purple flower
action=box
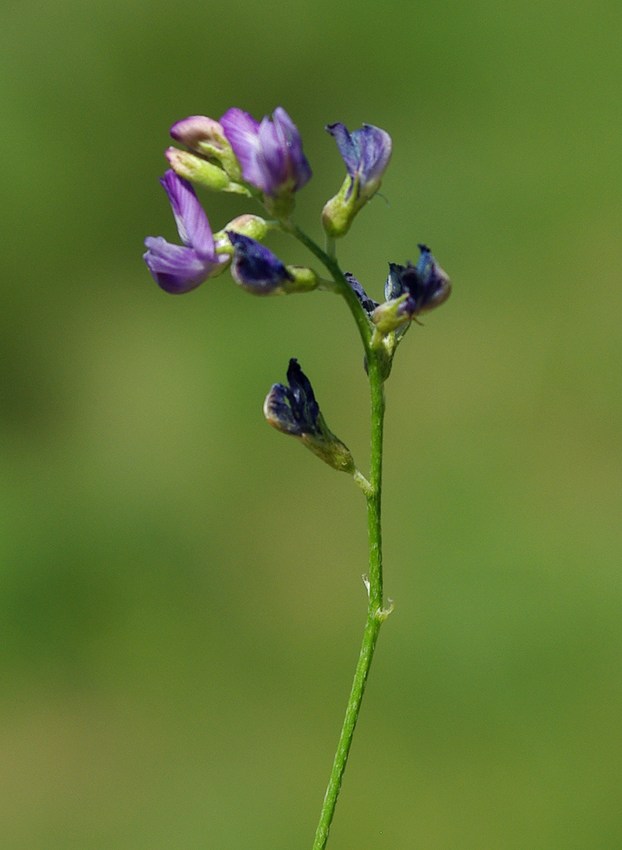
[326,122,392,200]
[322,122,392,237]
[384,244,451,317]
[144,171,228,294]
[227,232,293,294]
[220,107,312,201]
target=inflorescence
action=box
[144,106,451,471]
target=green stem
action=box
[285,225,389,849]
[287,224,372,355]
[311,354,388,850]
[366,356,385,613]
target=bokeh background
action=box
[1,0,621,847]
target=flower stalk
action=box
[143,104,450,850]
[311,349,388,850]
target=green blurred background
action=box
[1,0,621,847]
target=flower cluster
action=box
[144,106,316,295]
[144,104,451,472]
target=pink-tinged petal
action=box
[160,170,215,260]
[170,115,222,147]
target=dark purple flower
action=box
[264,359,355,473]
[326,122,392,200]
[220,107,312,200]
[227,232,293,294]
[144,170,228,294]
[264,358,321,438]
[385,244,451,317]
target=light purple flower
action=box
[143,170,228,294]
[220,107,312,199]
[326,122,392,200]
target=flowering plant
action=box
[144,105,450,849]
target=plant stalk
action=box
[311,355,387,850]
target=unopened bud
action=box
[170,115,242,181]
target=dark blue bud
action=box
[227,231,293,294]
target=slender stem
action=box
[287,224,372,355]
[311,615,382,850]
[366,356,385,613]
[311,353,387,850]
[285,225,389,849]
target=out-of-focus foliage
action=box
[1,0,621,847]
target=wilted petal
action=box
[284,358,321,435]
[344,272,379,316]
[264,384,300,435]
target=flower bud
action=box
[283,265,319,294]
[170,115,242,181]
[214,215,272,254]
[166,148,249,195]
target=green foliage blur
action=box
[1,0,621,847]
